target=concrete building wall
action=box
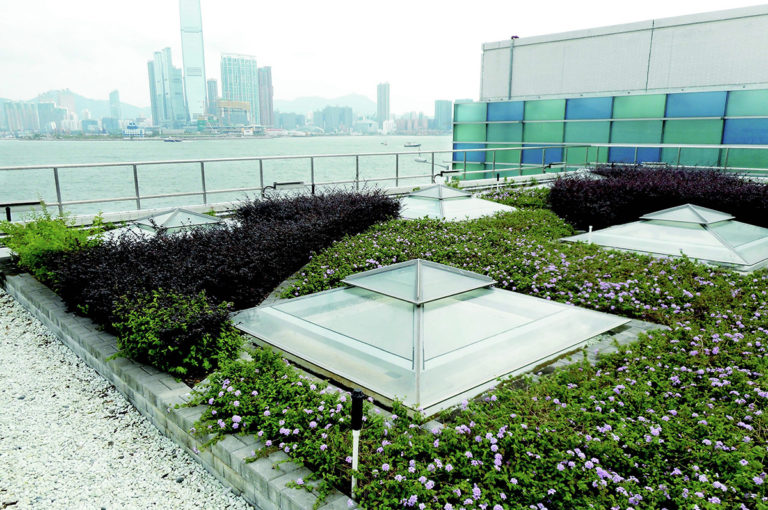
[481,5,768,101]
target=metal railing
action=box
[1,143,767,217]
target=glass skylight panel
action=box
[342,259,495,304]
[135,208,222,233]
[409,185,472,200]
[234,260,630,414]
[563,204,768,271]
[400,185,515,221]
[640,204,734,225]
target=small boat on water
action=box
[404,142,421,148]
[164,137,183,142]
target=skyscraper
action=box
[109,90,121,120]
[434,100,452,131]
[377,83,390,129]
[220,54,260,124]
[257,67,274,127]
[179,0,207,121]
[206,78,218,116]
[147,48,187,128]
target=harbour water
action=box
[0,135,451,216]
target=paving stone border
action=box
[1,273,352,510]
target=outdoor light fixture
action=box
[350,388,364,495]
[260,181,306,198]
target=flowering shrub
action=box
[112,289,242,377]
[193,208,768,508]
[548,165,768,230]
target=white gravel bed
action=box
[0,287,252,509]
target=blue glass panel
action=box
[487,101,524,122]
[453,143,486,163]
[722,119,768,144]
[565,97,613,119]
[608,147,662,164]
[521,145,563,165]
[665,91,727,118]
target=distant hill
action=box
[274,94,377,115]
[32,89,151,120]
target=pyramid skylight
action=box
[562,204,768,272]
[234,259,629,414]
[134,208,223,234]
[400,184,515,221]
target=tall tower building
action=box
[258,67,274,127]
[220,54,260,124]
[109,90,121,120]
[147,48,187,128]
[179,0,207,121]
[377,82,390,129]
[206,78,218,116]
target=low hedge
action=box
[548,165,768,230]
[48,190,400,328]
[113,289,242,377]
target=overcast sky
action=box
[0,1,763,115]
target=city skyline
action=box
[0,1,764,115]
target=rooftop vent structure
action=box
[234,259,628,414]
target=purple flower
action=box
[381,463,389,471]
[296,478,304,485]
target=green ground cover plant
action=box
[192,208,768,509]
[0,206,102,283]
[480,186,551,210]
[112,289,242,378]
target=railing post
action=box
[492,150,497,172]
[676,147,682,167]
[355,155,359,191]
[132,164,141,210]
[430,152,435,183]
[200,162,207,205]
[519,148,523,176]
[541,148,547,173]
[723,147,730,170]
[563,147,568,172]
[53,167,63,216]
[310,157,315,195]
[463,151,467,175]
[259,159,264,192]
[395,154,399,187]
[633,146,639,164]
[595,146,600,167]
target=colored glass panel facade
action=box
[452,88,768,177]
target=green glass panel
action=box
[661,119,723,166]
[726,90,768,117]
[487,123,523,142]
[453,162,487,180]
[454,103,487,122]
[566,146,608,165]
[724,149,768,170]
[610,120,663,142]
[454,123,487,142]
[612,94,667,119]
[486,144,521,166]
[523,122,564,142]
[564,121,611,142]
[524,99,566,120]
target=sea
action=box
[0,135,452,216]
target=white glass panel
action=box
[409,185,471,200]
[400,198,443,220]
[419,265,495,303]
[274,287,415,362]
[640,204,733,225]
